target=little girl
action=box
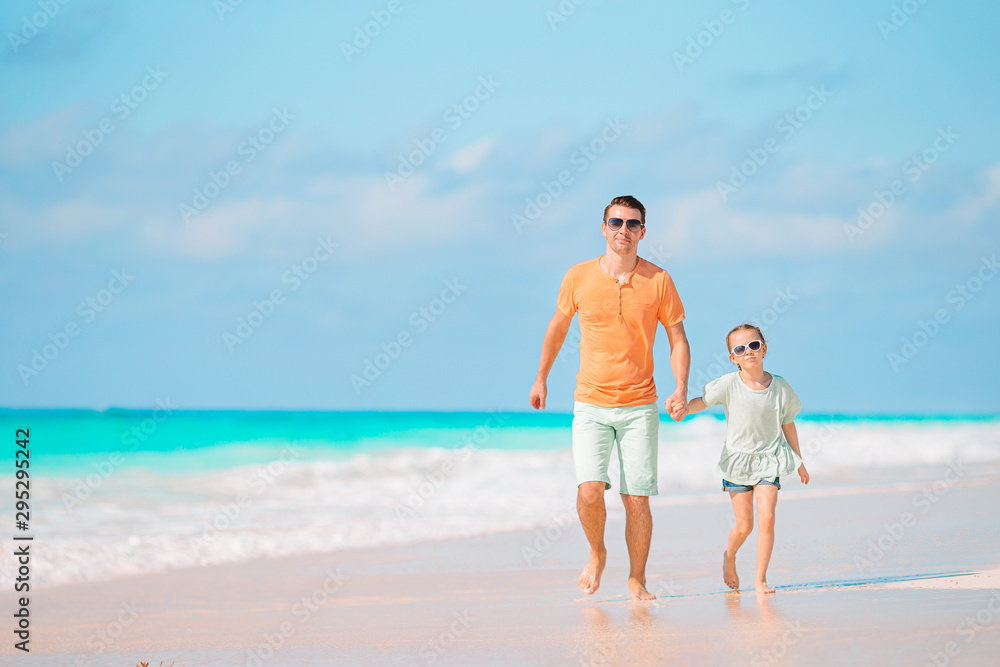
[682,324,809,594]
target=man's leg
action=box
[616,404,660,601]
[571,403,615,595]
[621,493,655,600]
[577,481,608,594]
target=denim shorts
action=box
[722,477,781,493]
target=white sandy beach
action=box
[3,469,999,666]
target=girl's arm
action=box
[685,397,708,416]
[781,422,810,484]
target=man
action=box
[529,195,690,601]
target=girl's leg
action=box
[753,485,779,594]
[724,490,754,590]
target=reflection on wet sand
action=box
[577,603,665,665]
[725,589,808,664]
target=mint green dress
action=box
[702,372,802,486]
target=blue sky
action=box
[1,0,998,413]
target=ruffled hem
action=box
[716,444,802,486]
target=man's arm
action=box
[663,321,691,421]
[530,309,573,410]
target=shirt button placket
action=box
[617,283,624,324]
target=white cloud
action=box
[0,194,130,245]
[332,173,490,245]
[642,189,853,260]
[446,137,495,173]
[134,173,492,259]
[1,106,985,266]
[162,196,300,259]
[948,162,1000,224]
[0,105,91,166]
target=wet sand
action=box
[4,473,999,666]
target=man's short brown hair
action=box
[603,195,646,224]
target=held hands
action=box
[798,463,810,484]
[529,380,547,410]
[664,390,688,422]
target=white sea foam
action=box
[1,419,997,588]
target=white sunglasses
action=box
[730,340,763,356]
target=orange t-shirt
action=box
[557,257,685,407]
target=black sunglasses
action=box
[605,218,644,233]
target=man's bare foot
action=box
[578,551,606,595]
[628,577,656,601]
[723,550,739,590]
[755,580,775,595]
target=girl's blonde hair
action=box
[726,323,765,371]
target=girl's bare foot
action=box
[723,550,739,590]
[755,579,775,595]
[628,577,656,601]
[578,551,606,595]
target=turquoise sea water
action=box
[1,409,570,475]
[0,409,997,588]
[1,409,996,476]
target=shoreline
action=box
[14,470,998,593]
[4,476,998,665]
